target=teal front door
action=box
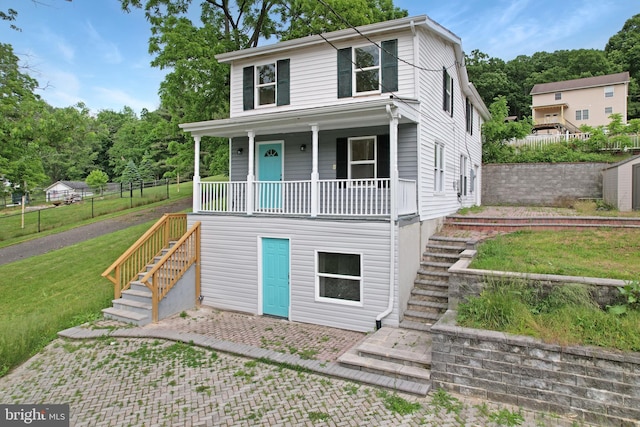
[262,238,289,318]
[258,143,282,209]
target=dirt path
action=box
[0,197,192,267]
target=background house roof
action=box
[530,72,630,95]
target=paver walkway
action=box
[0,307,593,426]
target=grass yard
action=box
[470,229,640,281]
[0,220,155,377]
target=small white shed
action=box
[45,181,92,202]
[602,154,640,211]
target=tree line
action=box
[1,1,638,200]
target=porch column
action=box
[388,108,399,221]
[246,130,255,215]
[193,135,201,213]
[310,124,319,217]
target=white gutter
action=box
[376,105,399,329]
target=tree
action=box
[605,14,640,118]
[138,152,156,181]
[120,160,141,184]
[85,170,109,195]
[482,97,531,163]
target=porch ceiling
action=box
[179,98,420,138]
[532,103,569,110]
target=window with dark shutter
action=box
[376,134,390,178]
[337,40,398,98]
[336,137,348,179]
[243,66,255,111]
[336,135,390,182]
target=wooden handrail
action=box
[101,213,187,298]
[139,221,201,322]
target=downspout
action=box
[376,105,399,329]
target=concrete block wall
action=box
[431,310,640,427]
[482,162,609,206]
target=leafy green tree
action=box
[482,97,531,163]
[605,13,640,118]
[138,152,156,182]
[94,107,138,178]
[0,43,48,193]
[85,170,109,195]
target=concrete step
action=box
[407,300,448,311]
[424,243,465,254]
[413,278,448,288]
[399,319,433,332]
[428,235,468,246]
[112,298,152,316]
[129,281,150,293]
[403,309,441,322]
[102,307,150,326]
[410,288,448,303]
[338,351,431,386]
[416,269,449,279]
[422,251,460,262]
[420,261,453,272]
[121,288,152,304]
[357,342,431,369]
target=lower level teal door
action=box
[262,238,289,318]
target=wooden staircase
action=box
[103,245,174,326]
[400,235,468,331]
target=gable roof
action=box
[603,153,640,171]
[45,181,91,192]
[530,72,630,95]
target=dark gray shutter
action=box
[243,66,254,111]
[381,39,398,93]
[336,137,348,179]
[276,59,290,106]
[377,134,390,179]
[450,77,454,117]
[442,68,448,111]
[337,48,352,98]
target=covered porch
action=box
[180,99,420,219]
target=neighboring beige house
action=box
[530,72,630,134]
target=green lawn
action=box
[0,220,158,377]
[470,229,640,281]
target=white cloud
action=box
[39,28,75,63]
[84,21,123,64]
[92,86,159,113]
[37,69,85,108]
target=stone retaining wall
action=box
[482,162,609,206]
[431,310,640,426]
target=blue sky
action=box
[1,0,638,115]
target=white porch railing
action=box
[398,179,417,216]
[198,178,417,218]
[318,178,390,216]
[508,133,640,151]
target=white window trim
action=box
[255,62,277,107]
[434,142,445,194]
[348,136,378,181]
[352,44,381,96]
[314,250,364,307]
[604,86,614,98]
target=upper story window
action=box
[605,107,613,114]
[604,86,614,98]
[336,135,390,181]
[243,59,290,110]
[555,92,562,100]
[337,39,398,98]
[442,68,453,116]
[465,97,473,134]
[459,155,468,197]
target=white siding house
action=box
[179,15,489,333]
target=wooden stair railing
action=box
[102,214,188,299]
[139,221,201,322]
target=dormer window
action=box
[337,40,398,98]
[243,59,290,110]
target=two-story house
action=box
[530,72,630,135]
[104,15,488,333]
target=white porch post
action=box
[193,135,201,213]
[310,124,319,217]
[388,110,399,221]
[247,130,255,215]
